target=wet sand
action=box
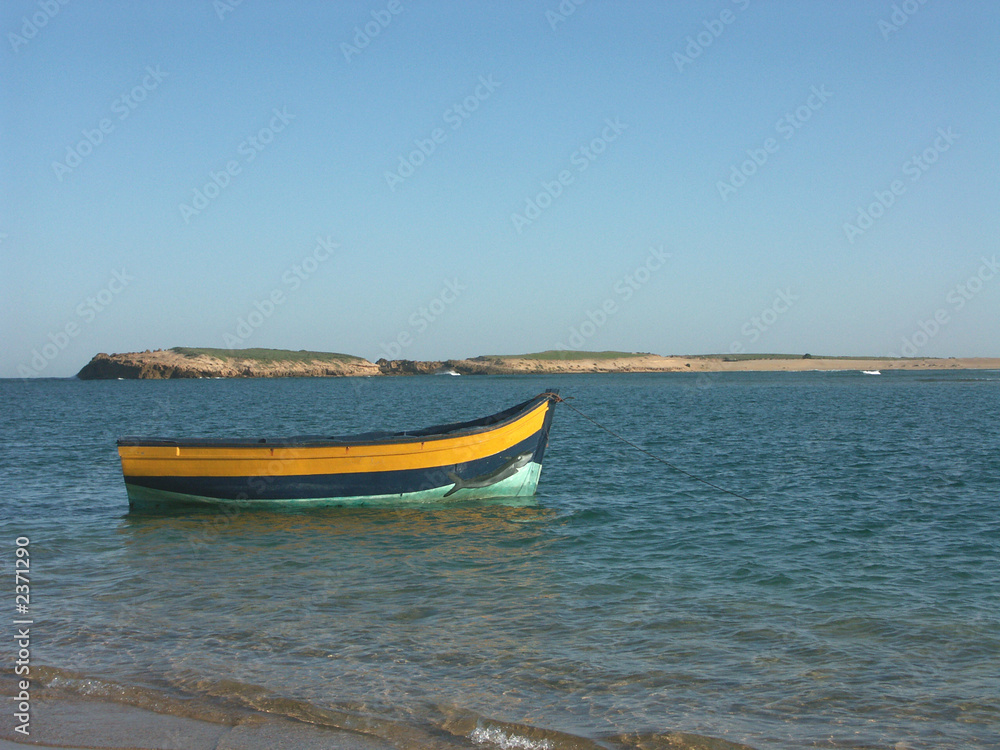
[0,695,758,750]
[0,698,394,750]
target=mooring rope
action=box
[548,394,756,502]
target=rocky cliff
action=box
[77,349,380,379]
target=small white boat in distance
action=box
[862,370,881,375]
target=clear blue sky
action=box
[2,0,998,377]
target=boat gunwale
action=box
[117,391,558,450]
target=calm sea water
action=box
[2,372,998,749]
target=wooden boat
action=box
[118,391,560,510]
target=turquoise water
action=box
[2,372,999,749]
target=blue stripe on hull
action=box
[126,462,544,510]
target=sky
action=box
[2,0,998,378]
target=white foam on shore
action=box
[470,724,554,750]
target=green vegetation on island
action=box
[171,347,363,363]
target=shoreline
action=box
[1,667,757,750]
[74,349,1000,380]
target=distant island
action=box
[74,348,1000,380]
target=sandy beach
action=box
[462,354,1000,374]
[0,695,753,750]
[0,698,394,750]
